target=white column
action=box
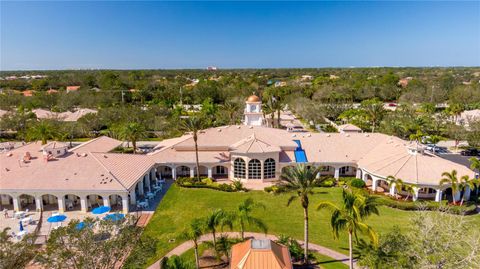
[356,169,362,179]
[138,180,144,195]
[190,167,195,178]
[261,161,264,181]
[80,196,87,213]
[145,174,151,193]
[208,167,213,178]
[172,167,177,180]
[334,167,340,179]
[57,196,65,213]
[129,191,136,205]
[435,189,443,202]
[103,196,110,207]
[13,197,20,211]
[464,186,471,201]
[371,178,378,191]
[389,183,396,196]
[122,195,129,214]
[316,172,321,179]
[35,197,43,211]
[412,187,419,201]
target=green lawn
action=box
[143,185,480,267]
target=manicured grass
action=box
[143,185,480,266]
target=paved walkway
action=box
[148,232,353,269]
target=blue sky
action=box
[1,1,479,70]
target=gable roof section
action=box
[70,136,122,153]
[230,239,292,269]
[231,134,281,154]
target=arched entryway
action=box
[18,194,35,211]
[176,166,191,177]
[0,194,14,210]
[86,194,103,211]
[212,165,228,179]
[64,194,81,211]
[157,166,173,179]
[320,166,335,177]
[109,194,123,211]
[375,179,389,193]
[41,194,58,211]
[339,166,356,177]
[417,187,436,200]
[196,166,209,177]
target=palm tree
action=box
[180,116,206,182]
[385,176,404,198]
[469,157,480,177]
[180,218,204,269]
[440,170,460,204]
[318,189,379,269]
[204,209,231,247]
[233,198,267,240]
[26,120,59,145]
[279,164,323,264]
[402,183,416,201]
[120,122,147,154]
[223,102,239,125]
[458,175,474,206]
[360,98,385,133]
[161,255,195,269]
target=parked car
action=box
[460,148,479,156]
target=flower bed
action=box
[175,177,246,192]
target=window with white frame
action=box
[263,158,276,179]
[248,159,261,179]
[234,158,246,179]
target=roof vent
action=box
[249,126,253,129]
[346,134,350,137]
[217,129,222,132]
[6,153,12,157]
[237,126,241,129]
[327,134,331,137]
[292,134,296,137]
[365,134,369,137]
[307,133,311,137]
[103,154,108,158]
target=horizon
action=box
[1,1,479,70]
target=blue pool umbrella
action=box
[92,206,111,215]
[75,222,85,230]
[47,215,67,223]
[103,213,125,222]
[19,221,24,232]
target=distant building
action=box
[230,239,293,269]
[398,77,413,88]
[47,89,59,94]
[301,75,313,81]
[207,66,217,71]
[22,90,35,97]
[338,124,362,133]
[274,81,287,87]
[66,86,81,93]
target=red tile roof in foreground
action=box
[230,239,292,269]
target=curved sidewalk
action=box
[148,232,353,269]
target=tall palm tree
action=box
[180,116,205,182]
[440,170,460,204]
[401,183,416,201]
[318,189,379,269]
[223,102,239,125]
[458,175,474,206]
[360,98,385,133]
[279,164,323,264]
[233,198,267,240]
[120,122,147,154]
[469,157,480,177]
[204,209,231,247]
[26,120,59,145]
[180,218,204,269]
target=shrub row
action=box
[175,177,246,192]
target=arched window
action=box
[248,159,261,179]
[264,158,276,179]
[234,158,246,179]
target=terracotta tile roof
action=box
[70,136,122,153]
[338,124,362,132]
[231,134,281,154]
[0,139,155,192]
[66,86,80,92]
[230,239,292,269]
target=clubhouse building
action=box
[0,96,475,214]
